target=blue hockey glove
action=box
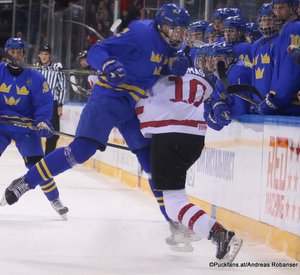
[169,53,189,76]
[102,57,126,86]
[257,93,280,115]
[204,98,224,131]
[213,101,232,126]
[205,112,224,131]
[33,119,54,138]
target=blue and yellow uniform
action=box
[10,4,191,222]
[251,35,279,99]
[268,21,300,115]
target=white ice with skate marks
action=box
[0,145,298,275]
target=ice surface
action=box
[0,145,299,275]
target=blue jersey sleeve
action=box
[270,22,300,106]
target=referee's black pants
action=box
[45,100,60,155]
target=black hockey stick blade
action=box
[217,61,229,89]
[226,84,264,100]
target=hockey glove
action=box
[102,57,126,86]
[213,101,232,126]
[33,119,54,138]
[169,53,189,76]
[257,93,280,115]
[204,98,224,131]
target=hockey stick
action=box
[68,75,91,97]
[226,84,264,100]
[63,20,105,41]
[217,60,230,89]
[0,118,130,151]
[217,61,260,106]
[0,47,120,77]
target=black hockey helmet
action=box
[77,50,88,59]
[39,44,51,53]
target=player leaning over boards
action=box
[0,38,68,219]
[0,4,194,247]
[136,66,243,263]
[256,0,300,115]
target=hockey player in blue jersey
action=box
[0,38,68,219]
[223,16,252,64]
[182,20,209,65]
[203,42,252,130]
[257,0,300,115]
[0,4,194,249]
[251,3,280,100]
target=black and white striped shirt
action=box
[35,62,66,105]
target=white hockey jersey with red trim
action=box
[136,68,213,138]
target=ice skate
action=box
[50,198,69,220]
[0,176,30,206]
[209,223,243,263]
[165,221,201,252]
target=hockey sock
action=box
[25,156,59,201]
[163,189,216,238]
[25,137,100,189]
[134,146,170,221]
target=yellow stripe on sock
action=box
[158,202,165,206]
[43,184,57,193]
[41,159,53,179]
[40,180,55,189]
[36,162,48,181]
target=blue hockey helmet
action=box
[210,42,234,57]
[245,22,262,41]
[155,4,191,28]
[223,16,246,31]
[188,20,209,33]
[258,2,274,16]
[204,23,216,35]
[258,3,280,37]
[212,8,228,21]
[4,38,26,52]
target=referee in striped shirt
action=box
[36,44,66,155]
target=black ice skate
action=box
[50,198,69,220]
[165,220,201,252]
[209,223,243,263]
[0,176,30,206]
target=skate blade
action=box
[59,213,68,221]
[169,241,194,252]
[220,236,243,263]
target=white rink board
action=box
[61,105,300,237]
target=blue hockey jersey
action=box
[87,20,176,104]
[211,60,252,117]
[0,63,53,133]
[269,21,300,115]
[251,34,279,99]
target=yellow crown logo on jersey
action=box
[255,67,265,79]
[42,81,49,93]
[17,86,29,95]
[4,95,21,106]
[150,52,163,63]
[153,66,162,75]
[261,53,270,64]
[0,83,12,93]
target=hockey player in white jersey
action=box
[136,67,243,263]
